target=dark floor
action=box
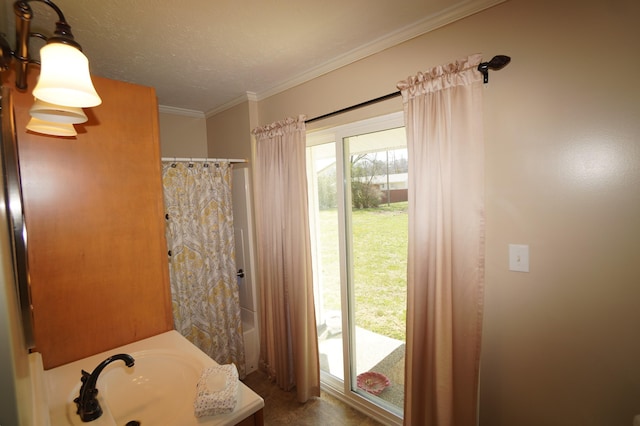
[242,370,384,426]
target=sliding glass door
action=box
[306,112,407,422]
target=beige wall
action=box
[158,111,207,158]
[206,0,640,424]
[159,101,256,161]
[473,2,640,425]
[205,100,255,161]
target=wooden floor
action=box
[242,370,384,425]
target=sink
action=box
[58,348,207,425]
[45,330,264,426]
[100,350,205,425]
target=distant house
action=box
[369,172,408,203]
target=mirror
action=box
[0,85,35,349]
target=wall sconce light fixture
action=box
[0,0,101,136]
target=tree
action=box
[350,153,383,209]
[317,165,337,210]
[316,149,407,210]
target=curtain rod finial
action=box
[477,55,511,83]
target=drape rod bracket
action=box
[477,55,511,83]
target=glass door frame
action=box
[307,111,405,425]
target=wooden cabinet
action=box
[236,409,264,426]
[3,70,173,369]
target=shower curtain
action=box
[162,160,246,378]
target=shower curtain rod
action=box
[161,157,247,164]
[304,54,511,125]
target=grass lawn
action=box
[319,201,407,341]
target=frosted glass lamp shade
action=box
[30,98,88,124]
[26,117,77,137]
[32,43,102,108]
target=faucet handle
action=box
[80,369,91,383]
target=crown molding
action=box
[158,105,206,118]
[162,0,507,118]
[203,91,258,118]
[255,0,507,102]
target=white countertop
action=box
[43,330,264,425]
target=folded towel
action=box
[194,364,239,417]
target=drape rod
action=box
[161,157,247,164]
[304,54,510,124]
[305,91,401,125]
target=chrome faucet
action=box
[73,353,135,422]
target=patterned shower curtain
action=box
[161,160,245,378]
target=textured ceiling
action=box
[1,0,504,116]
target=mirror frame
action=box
[1,85,35,349]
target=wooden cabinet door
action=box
[5,70,173,369]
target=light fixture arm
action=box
[0,0,101,136]
[2,0,83,90]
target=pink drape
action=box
[398,54,485,426]
[251,115,320,403]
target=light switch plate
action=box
[509,244,529,272]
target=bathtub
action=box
[241,307,259,374]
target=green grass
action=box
[318,202,407,341]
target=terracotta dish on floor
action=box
[356,371,390,395]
